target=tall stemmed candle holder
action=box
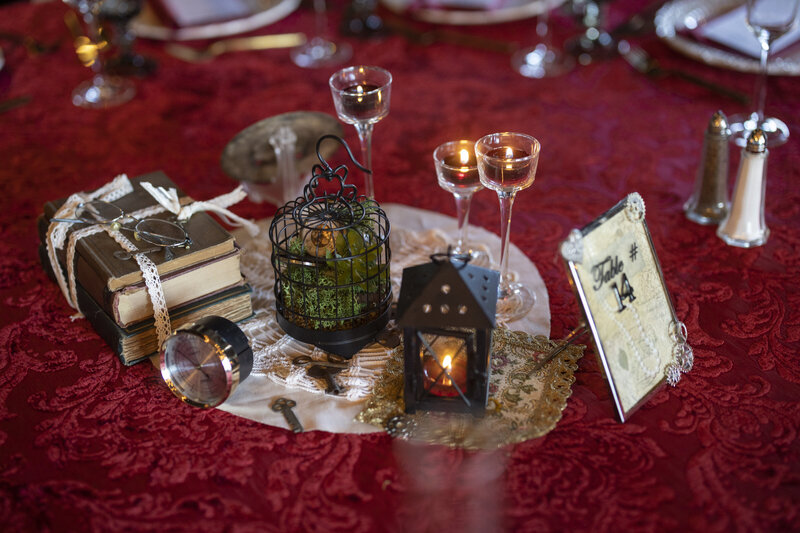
[329,66,392,199]
[64,0,135,108]
[433,140,484,258]
[291,0,351,68]
[512,3,573,78]
[475,132,540,323]
[727,0,800,148]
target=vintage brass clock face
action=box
[160,316,253,408]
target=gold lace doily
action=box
[356,328,584,449]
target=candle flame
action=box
[441,355,453,386]
[459,149,470,166]
[504,147,515,171]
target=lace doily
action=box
[356,328,585,449]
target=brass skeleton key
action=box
[307,364,344,395]
[271,397,303,433]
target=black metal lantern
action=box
[269,135,392,358]
[396,252,499,416]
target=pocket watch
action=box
[159,315,253,408]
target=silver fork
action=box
[619,41,749,105]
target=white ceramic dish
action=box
[132,0,300,41]
[655,0,800,76]
[380,0,563,26]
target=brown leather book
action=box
[76,281,253,366]
[77,247,245,327]
[41,171,236,293]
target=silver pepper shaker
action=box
[717,129,769,248]
[684,110,730,225]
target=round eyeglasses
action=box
[52,200,192,260]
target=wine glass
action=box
[329,66,392,199]
[727,0,800,148]
[475,132,540,323]
[291,0,352,68]
[433,140,485,259]
[64,0,135,108]
[100,0,157,77]
[565,0,617,66]
[512,3,573,78]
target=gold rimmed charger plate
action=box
[132,0,301,41]
[380,0,563,26]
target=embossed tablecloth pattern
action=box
[1,1,799,531]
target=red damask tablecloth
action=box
[1,1,798,531]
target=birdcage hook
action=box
[302,135,371,203]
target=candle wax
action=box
[480,147,533,190]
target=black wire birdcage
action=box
[269,135,392,358]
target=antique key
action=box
[271,397,303,433]
[307,364,344,395]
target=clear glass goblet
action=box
[100,0,157,78]
[512,4,574,78]
[475,132,540,323]
[433,140,485,259]
[565,0,617,66]
[64,0,135,108]
[291,0,352,68]
[727,0,800,148]
[329,66,392,199]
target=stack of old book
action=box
[38,171,253,365]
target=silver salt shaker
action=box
[684,110,730,225]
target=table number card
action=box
[560,193,692,422]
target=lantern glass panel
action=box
[419,333,469,398]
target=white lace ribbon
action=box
[141,182,260,237]
[46,174,134,309]
[46,175,258,352]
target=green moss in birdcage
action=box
[280,219,390,331]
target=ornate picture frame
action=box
[560,193,692,422]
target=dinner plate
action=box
[655,0,800,76]
[131,0,301,41]
[380,0,563,26]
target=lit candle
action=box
[480,146,532,190]
[340,82,385,121]
[436,143,481,192]
[421,337,467,397]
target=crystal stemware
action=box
[329,66,392,199]
[565,0,617,66]
[512,3,573,78]
[433,140,485,259]
[64,0,135,108]
[100,0,157,77]
[475,132,540,323]
[727,0,800,148]
[291,0,352,68]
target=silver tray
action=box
[655,0,800,76]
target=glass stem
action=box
[313,0,328,39]
[497,190,516,295]
[753,36,771,124]
[453,192,473,255]
[536,8,549,44]
[354,122,375,199]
